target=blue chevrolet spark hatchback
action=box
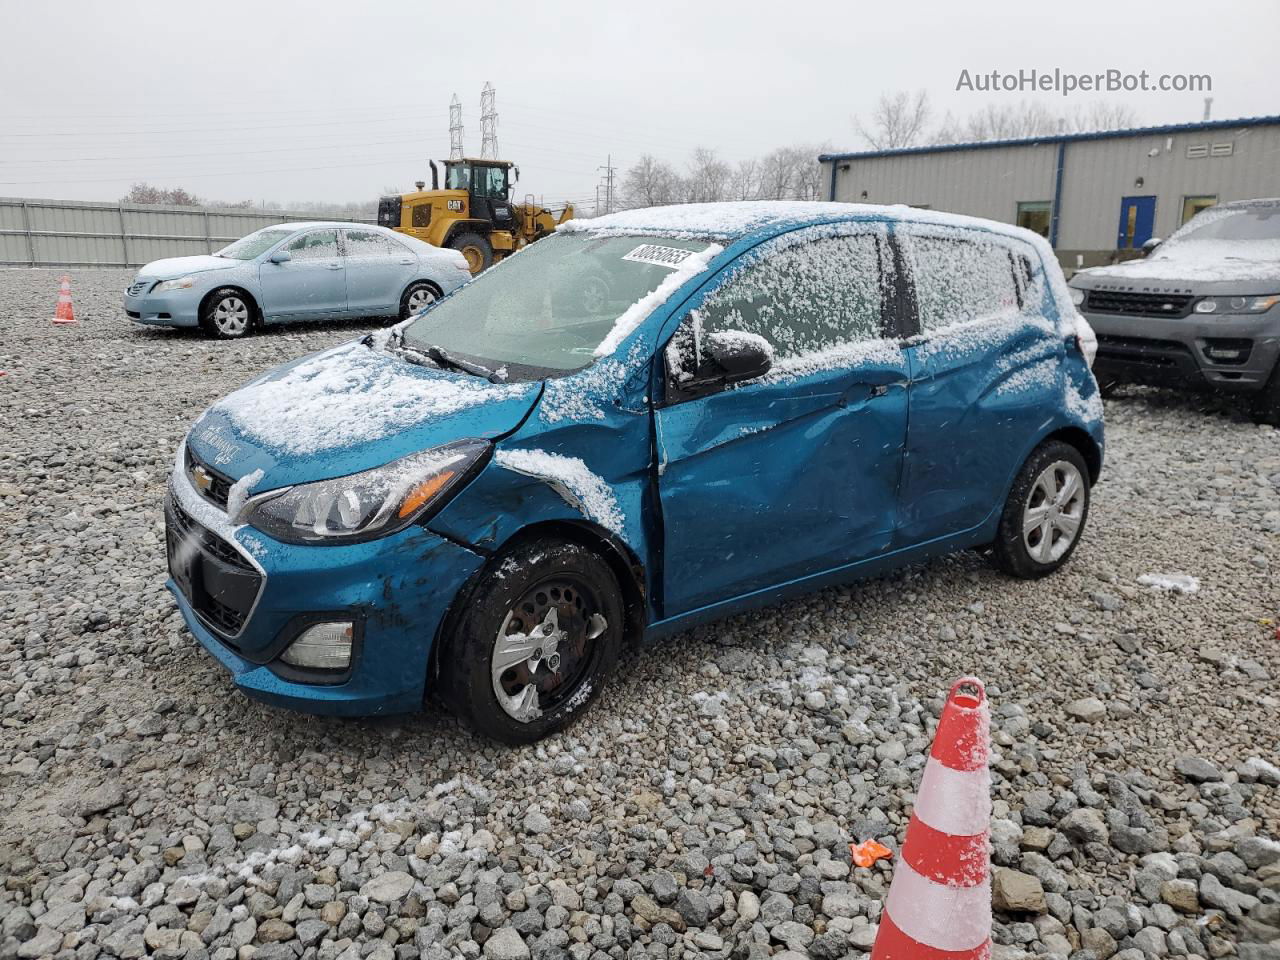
[167,201,1104,743]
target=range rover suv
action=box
[1068,198,1280,423]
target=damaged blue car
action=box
[167,201,1104,743]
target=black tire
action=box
[1250,366,1280,426]
[398,281,439,321]
[448,232,493,274]
[439,538,624,744]
[200,288,255,339]
[989,440,1092,580]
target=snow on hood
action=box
[188,342,539,487]
[136,255,240,279]
[1076,240,1280,284]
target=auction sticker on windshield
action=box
[622,243,698,269]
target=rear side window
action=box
[696,230,889,361]
[344,230,399,258]
[904,233,1021,334]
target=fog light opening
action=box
[280,621,354,670]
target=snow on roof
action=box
[563,201,859,239]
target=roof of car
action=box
[266,221,380,231]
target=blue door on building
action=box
[1117,196,1157,248]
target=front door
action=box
[342,228,416,316]
[259,229,346,319]
[654,224,909,618]
[1117,195,1157,249]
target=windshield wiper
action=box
[426,344,503,383]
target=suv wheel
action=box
[990,440,1091,579]
[1250,367,1280,426]
[440,539,624,744]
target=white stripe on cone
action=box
[884,858,993,952]
[912,757,992,836]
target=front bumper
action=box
[1083,309,1280,393]
[165,463,485,717]
[124,283,202,327]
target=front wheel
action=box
[440,539,624,744]
[200,288,253,339]
[989,441,1091,579]
[1250,366,1280,426]
[448,232,493,275]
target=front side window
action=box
[216,228,292,260]
[476,166,508,199]
[287,230,339,261]
[694,229,890,361]
[402,233,713,377]
[445,164,472,190]
[903,232,1022,334]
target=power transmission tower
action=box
[449,94,464,160]
[597,155,617,215]
[480,82,498,160]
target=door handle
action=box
[399,258,414,265]
[326,263,342,270]
[869,384,889,398]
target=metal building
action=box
[818,115,1280,271]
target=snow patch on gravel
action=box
[1137,572,1201,593]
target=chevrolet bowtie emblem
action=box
[192,465,212,492]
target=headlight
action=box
[1069,287,1086,307]
[242,440,488,545]
[1194,294,1280,315]
[155,275,198,291]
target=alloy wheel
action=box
[213,296,249,336]
[406,287,436,314]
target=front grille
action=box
[1097,335,1193,367]
[127,280,151,297]
[1085,289,1194,318]
[166,494,262,639]
[185,447,233,510]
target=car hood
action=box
[136,255,242,280]
[185,341,542,490]
[1073,242,1280,288]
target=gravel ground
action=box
[1,268,1278,960]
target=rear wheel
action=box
[1097,377,1123,399]
[399,281,438,321]
[200,288,254,339]
[448,232,493,274]
[439,539,624,744]
[990,441,1091,579]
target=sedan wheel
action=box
[1021,460,1085,564]
[200,288,254,339]
[406,286,436,314]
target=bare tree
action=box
[1066,101,1139,133]
[621,154,683,208]
[929,98,1142,145]
[757,147,800,200]
[123,183,201,206]
[854,90,932,150]
[792,143,831,200]
[684,147,732,203]
[730,157,762,201]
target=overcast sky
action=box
[2,0,1277,211]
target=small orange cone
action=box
[872,677,992,960]
[52,275,77,325]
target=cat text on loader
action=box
[378,158,575,274]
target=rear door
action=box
[654,223,911,617]
[258,228,346,319]
[896,225,1064,544]
[342,228,416,316]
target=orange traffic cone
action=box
[52,275,77,325]
[872,677,992,960]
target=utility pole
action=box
[480,82,498,160]
[597,154,617,215]
[449,94,464,160]
[1202,97,1213,122]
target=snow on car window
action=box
[696,226,890,362]
[287,229,339,261]
[903,231,1021,334]
[344,230,397,258]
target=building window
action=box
[1016,201,1052,238]
[1181,195,1217,225]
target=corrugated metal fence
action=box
[0,196,374,268]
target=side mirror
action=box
[1140,237,1162,257]
[268,249,292,264]
[693,330,773,387]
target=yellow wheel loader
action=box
[378,159,574,274]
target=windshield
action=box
[216,228,294,260]
[402,233,712,377]
[1167,206,1280,247]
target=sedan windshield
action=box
[216,228,294,260]
[402,233,712,377]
